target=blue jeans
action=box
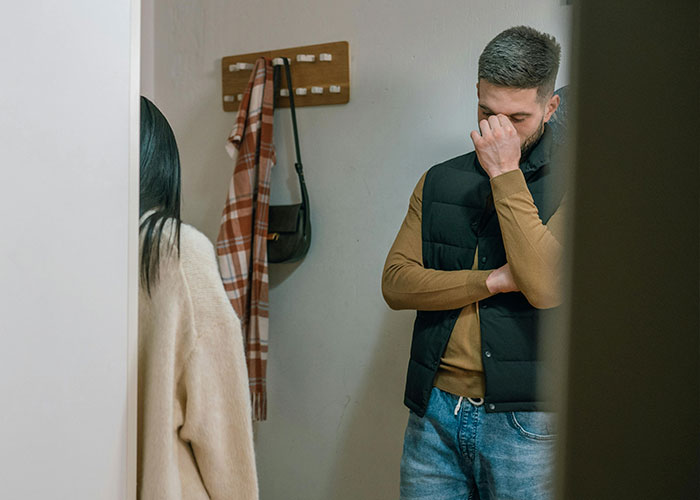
[400,387,557,500]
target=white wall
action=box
[141,0,155,99]
[0,2,138,499]
[147,2,572,498]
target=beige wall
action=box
[145,2,572,498]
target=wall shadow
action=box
[323,308,414,499]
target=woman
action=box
[137,96,258,500]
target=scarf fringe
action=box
[251,390,267,421]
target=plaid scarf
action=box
[217,57,275,421]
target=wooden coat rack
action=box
[221,41,350,111]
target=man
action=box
[382,26,566,500]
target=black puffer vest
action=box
[404,124,565,416]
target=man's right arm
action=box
[381,173,495,311]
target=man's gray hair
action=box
[478,26,561,101]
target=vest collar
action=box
[521,123,553,173]
[475,122,553,176]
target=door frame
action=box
[127,0,141,497]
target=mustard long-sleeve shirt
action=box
[382,168,567,398]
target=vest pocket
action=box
[509,411,557,441]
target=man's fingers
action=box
[488,115,501,131]
[497,114,514,130]
[478,119,491,137]
[470,130,481,145]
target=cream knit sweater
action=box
[138,220,258,500]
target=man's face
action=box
[476,79,560,155]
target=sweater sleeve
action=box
[178,228,258,500]
[381,172,494,311]
[490,169,567,309]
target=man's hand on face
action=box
[470,114,521,179]
[486,263,520,294]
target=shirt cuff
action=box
[466,270,493,298]
[490,169,528,202]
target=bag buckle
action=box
[267,232,280,241]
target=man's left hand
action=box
[470,114,521,178]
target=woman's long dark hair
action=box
[139,96,182,294]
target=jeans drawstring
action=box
[454,396,463,416]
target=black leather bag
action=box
[267,58,311,263]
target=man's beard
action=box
[520,117,545,157]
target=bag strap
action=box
[272,58,307,196]
[282,58,304,174]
